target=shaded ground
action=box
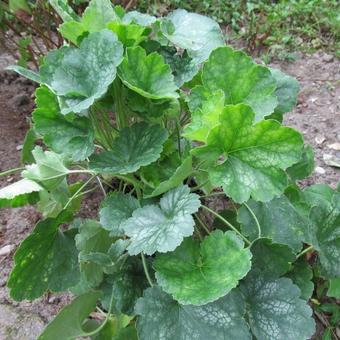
[0,48,339,338]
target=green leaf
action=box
[194,104,303,203]
[287,145,315,181]
[6,64,40,83]
[0,179,42,208]
[287,260,314,300]
[308,192,340,277]
[240,274,315,340]
[141,154,192,198]
[250,238,295,279]
[183,89,225,142]
[270,68,300,116]
[48,0,79,22]
[40,30,123,114]
[22,146,70,190]
[38,291,101,340]
[328,278,340,298]
[160,9,224,64]
[99,192,139,236]
[118,46,178,100]
[21,128,37,164]
[89,123,168,174]
[109,257,149,315]
[33,86,95,161]
[135,286,251,340]
[59,0,118,44]
[107,22,147,47]
[201,47,278,121]
[75,219,115,288]
[154,230,251,305]
[238,196,308,252]
[122,10,156,26]
[8,211,80,300]
[123,185,200,255]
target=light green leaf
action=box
[6,64,40,83]
[33,86,94,161]
[107,22,147,46]
[135,286,251,340]
[21,128,37,164]
[287,145,315,181]
[123,185,200,255]
[48,0,78,22]
[287,260,314,300]
[99,192,139,236]
[240,273,315,340]
[40,30,123,114]
[250,238,295,279]
[59,0,118,44]
[75,219,116,288]
[38,291,101,340]
[118,46,178,100]
[141,154,192,198]
[201,47,278,121]
[89,123,168,174]
[238,196,308,252]
[154,230,252,305]
[183,89,225,142]
[22,146,70,190]
[8,211,80,300]
[328,278,340,298]
[122,10,156,26]
[270,68,300,116]
[194,104,303,203]
[0,179,42,208]
[160,9,224,64]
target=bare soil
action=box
[0,47,339,339]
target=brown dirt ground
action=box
[0,46,339,339]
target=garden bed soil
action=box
[0,47,339,338]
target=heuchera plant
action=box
[1,0,339,339]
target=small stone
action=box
[315,166,326,174]
[0,244,15,256]
[328,143,340,151]
[315,135,325,145]
[16,144,23,151]
[322,53,334,63]
[323,154,340,168]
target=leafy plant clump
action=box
[1,0,339,339]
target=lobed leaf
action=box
[123,185,200,255]
[154,230,252,305]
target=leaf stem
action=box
[113,78,126,129]
[296,245,314,259]
[195,213,211,235]
[141,253,154,287]
[0,167,25,177]
[201,205,251,245]
[243,202,261,238]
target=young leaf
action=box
[48,0,79,22]
[118,46,179,100]
[160,9,224,64]
[21,128,37,164]
[201,47,278,120]
[250,238,295,279]
[89,123,168,174]
[107,22,147,47]
[33,86,95,161]
[0,178,42,208]
[59,0,119,44]
[135,286,251,340]
[154,230,252,305]
[123,185,200,255]
[240,274,315,340]
[141,155,192,198]
[99,192,139,236]
[40,29,123,114]
[22,146,70,190]
[287,260,314,300]
[194,104,303,203]
[8,211,80,300]
[38,291,101,340]
[238,196,308,252]
[6,64,41,83]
